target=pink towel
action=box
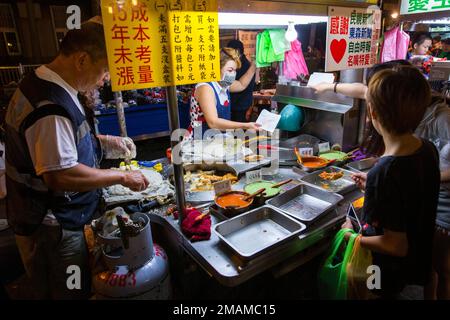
[283,40,309,80]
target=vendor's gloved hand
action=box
[101,135,137,159]
[122,170,149,192]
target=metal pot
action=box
[297,156,329,172]
[214,191,253,217]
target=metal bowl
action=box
[297,156,329,172]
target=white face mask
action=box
[219,71,236,88]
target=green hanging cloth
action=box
[262,30,285,63]
[256,32,271,68]
[268,29,291,56]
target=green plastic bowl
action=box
[244,181,280,198]
[319,151,347,161]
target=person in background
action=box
[431,35,443,57]
[4,18,149,299]
[186,47,260,139]
[438,38,450,60]
[227,40,256,123]
[342,66,440,299]
[408,32,433,59]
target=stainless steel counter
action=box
[147,167,363,287]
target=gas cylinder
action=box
[92,212,171,299]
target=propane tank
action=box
[92,212,171,299]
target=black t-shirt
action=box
[230,57,255,112]
[362,139,440,295]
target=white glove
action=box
[101,135,137,159]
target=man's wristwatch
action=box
[334,82,339,93]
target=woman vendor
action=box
[186,47,260,139]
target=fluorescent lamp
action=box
[421,19,450,24]
[218,12,327,29]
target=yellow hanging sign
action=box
[100,0,220,91]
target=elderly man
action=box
[4,18,149,299]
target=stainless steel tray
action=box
[213,206,306,260]
[345,157,377,173]
[266,183,343,223]
[300,166,357,195]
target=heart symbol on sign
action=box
[330,39,347,64]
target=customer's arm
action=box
[43,164,149,193]
[230,61,256,93]
[358,229,408,257]
[342,219,408,257]
[196,85,259,130]
[310,82,368,100]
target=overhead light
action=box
[421,18,450,24]
[391,12,399,19]
[218,13,327,29]
[132,0,138,6]
[285,21,298,42]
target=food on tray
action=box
[184,170,238,192]
[216,192,251,209]
[104,167,174,202]
[244,154,265,162]
[318,170,344,181]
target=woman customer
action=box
[313,61,450,299]
[341,66,440,299]
[186,47,260,139]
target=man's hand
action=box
[122,170,149,192]
[100,135,137,159]
[351,172,367,190]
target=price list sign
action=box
[325,6,381,72]
[101,0,220,91]
[167,2,220,85]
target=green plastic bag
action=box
[318,228,357,300]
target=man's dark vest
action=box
[5,71,102,235]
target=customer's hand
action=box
[310,82,333,94]
[341,217,354,230]
[122,171,149,192]
[101,135,137,159]
[351,172,367,190]
[245,122,262,131]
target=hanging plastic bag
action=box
[318,228,357,300]
[346,235,375,300]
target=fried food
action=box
[244,154,265,162]
[184,170,238,192]
[318,170,344,181]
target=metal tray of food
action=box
[213,206,306,261]
[345,157,378,173]
[300,166,357,195]
[266,183,343,223]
